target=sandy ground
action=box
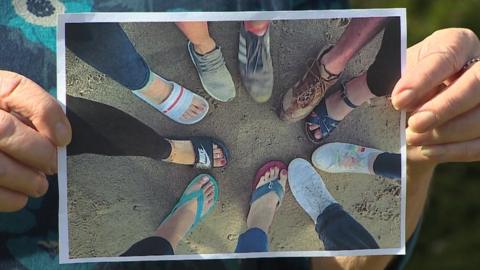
[66,19,401,258]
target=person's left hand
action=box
[391,28,480,165]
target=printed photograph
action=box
[59,10,406,263]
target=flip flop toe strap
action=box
[172,190,205,230]
[250,179,285,207]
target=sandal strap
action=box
[250,179,284,206]
[172,190,204,228]
[340,82,358,109]
[191,137,214,169]
[307,98,340,138]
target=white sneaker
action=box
[312,143,382,175]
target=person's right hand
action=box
[0,71,72,212]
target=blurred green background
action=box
[350,0,480,269]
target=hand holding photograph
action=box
[57,9,406,263]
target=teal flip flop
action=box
[161,174,219,233]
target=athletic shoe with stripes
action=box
[238,22,274,103]
[188,41,236,102]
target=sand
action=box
[66,19,401,258]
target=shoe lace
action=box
[244,33,269,74]
[197,49,226,73]
[294,58,339,107]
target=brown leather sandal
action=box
[279,45,341,123]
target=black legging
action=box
[366,17,401,97]
[67,95,171,159]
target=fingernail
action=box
[55,122,69,145]
[37,174,49,197]
[405,128,414,145]
[393,89,414,109]
[421,146,444,157]
[409,111,437,132]
[49,149,58,175]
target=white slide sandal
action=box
[133,72,209,125]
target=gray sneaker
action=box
[188,41,236,102]
[238,22,274,103]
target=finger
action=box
[408,62,480,133]
[420,137,480,163]
[0,110,57,174]
[407,105,480,146]
[392,29,479,110]
[0,152,48,197]
[0,71,72,146]
[0,187,28,212]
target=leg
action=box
[312,143,401,180]
[66,23,150,90]
[175,22,216,54]
[67,95,171,159]
[176,22,236,102]
[288,159,378,250]
[315,203,379,250]
[372,152,401,179]
[67,95,227,167]
[239,20,274,103]
[280,17,388,122]
[66,23,207,122]
[235,163,288,253]
[121,175,217,256]
[307,18,401,141]
[322,17,389,75]
[154,175,217,249]
[121,236,174,256]
[366,17,401,97]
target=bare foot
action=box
[141,77,208,121]
[154,176,215,248]
[164,140,227,168]
[247,167,288,232]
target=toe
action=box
[279,169,288,184]
[182,111,193,120]
[269,167,275,180]
[259,176,265,184]
[213,148,224,159]
[264,170,270,180]
[308,124,320,130]
[200,176,210,184]
[273,166,280,179]
[314,129,323,140]
[213,158,226,168]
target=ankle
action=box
[344,76,375,106]
[143,78,172,104]
[244,21,269,36]
[321,51,346,76]
[163,140,195,165]
[154,227,180,248]
[193,38,216,55]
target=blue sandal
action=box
[305,82,358,144]
[161,174,219,233]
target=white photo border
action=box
[57,9,407,264]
